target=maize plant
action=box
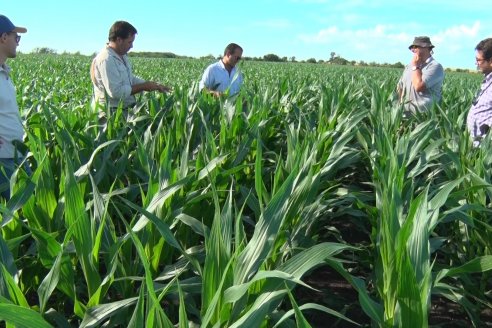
[0,54,490,328]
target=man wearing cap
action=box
[466,38,492,146]
[91,21,171,112]
[0,15,28,199]
[397,36,445,114]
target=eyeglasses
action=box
[476,57,486,64]
[8,32,21,43]
[235,55,242,61]
[409,45,421,50]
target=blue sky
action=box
[3,0,489,69]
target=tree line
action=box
[24,47,423,69]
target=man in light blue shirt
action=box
[0,15,28,199]
[397,36,444,113]
[199,43,243,97]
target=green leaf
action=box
[0,264,28,308]
[0,303,52,328]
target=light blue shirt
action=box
[398,57,444,111]
[0,64,24,158]
[199,60,243,96]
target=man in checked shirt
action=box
[467,38,492,146]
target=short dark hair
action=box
[108,21,137,42]
[476,38,492,61]
[223,43,242,56]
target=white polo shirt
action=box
[199,60,243,96]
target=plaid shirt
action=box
[467,72,492,143]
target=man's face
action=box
[225,49,243,67]
[1,31,20,59]
[476,50,492,75]
[410,45,430,57]
[115,34,135,55]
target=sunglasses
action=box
[7,32,21,43]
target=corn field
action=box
[0,54,491,327]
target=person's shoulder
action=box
[208,60,223,69]
[434,62,445,74]
[429,58,443,68]
[95,46,115,62]
[203,60,222,72]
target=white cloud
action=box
[298,21,482,49]
[298,24,409,45]
[433,21,480,44]
[296,21,485,68]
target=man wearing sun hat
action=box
[397,36,445,114]
[0,14,28,199]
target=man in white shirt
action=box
[199,43,243,97]
[0,14,28,199]
[91,21,171,110]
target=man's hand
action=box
[480,124,490,135]
[210,90,221,98]
[146,81,172,93]
[411,52,424,67]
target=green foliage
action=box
[0,54,490,327]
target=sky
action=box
[3,0,490,70]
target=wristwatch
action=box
[411,65,421,71]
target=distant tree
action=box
[32,47,57,55]
[331,57,348,65]
[330,51,336,61]
[61,50,84,56]
[306,58,317,64]
[391,61,405,69]
[200,54,216,60]
[327,52,349,65]
[290,56,296,62]
[129,51,179,58]
[263,53,282,62]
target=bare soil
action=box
[295,218,492,327]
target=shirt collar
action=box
[106,45,127,62]
[0,63,11,74]
[219,59,236,72]
[484,72,492,84]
